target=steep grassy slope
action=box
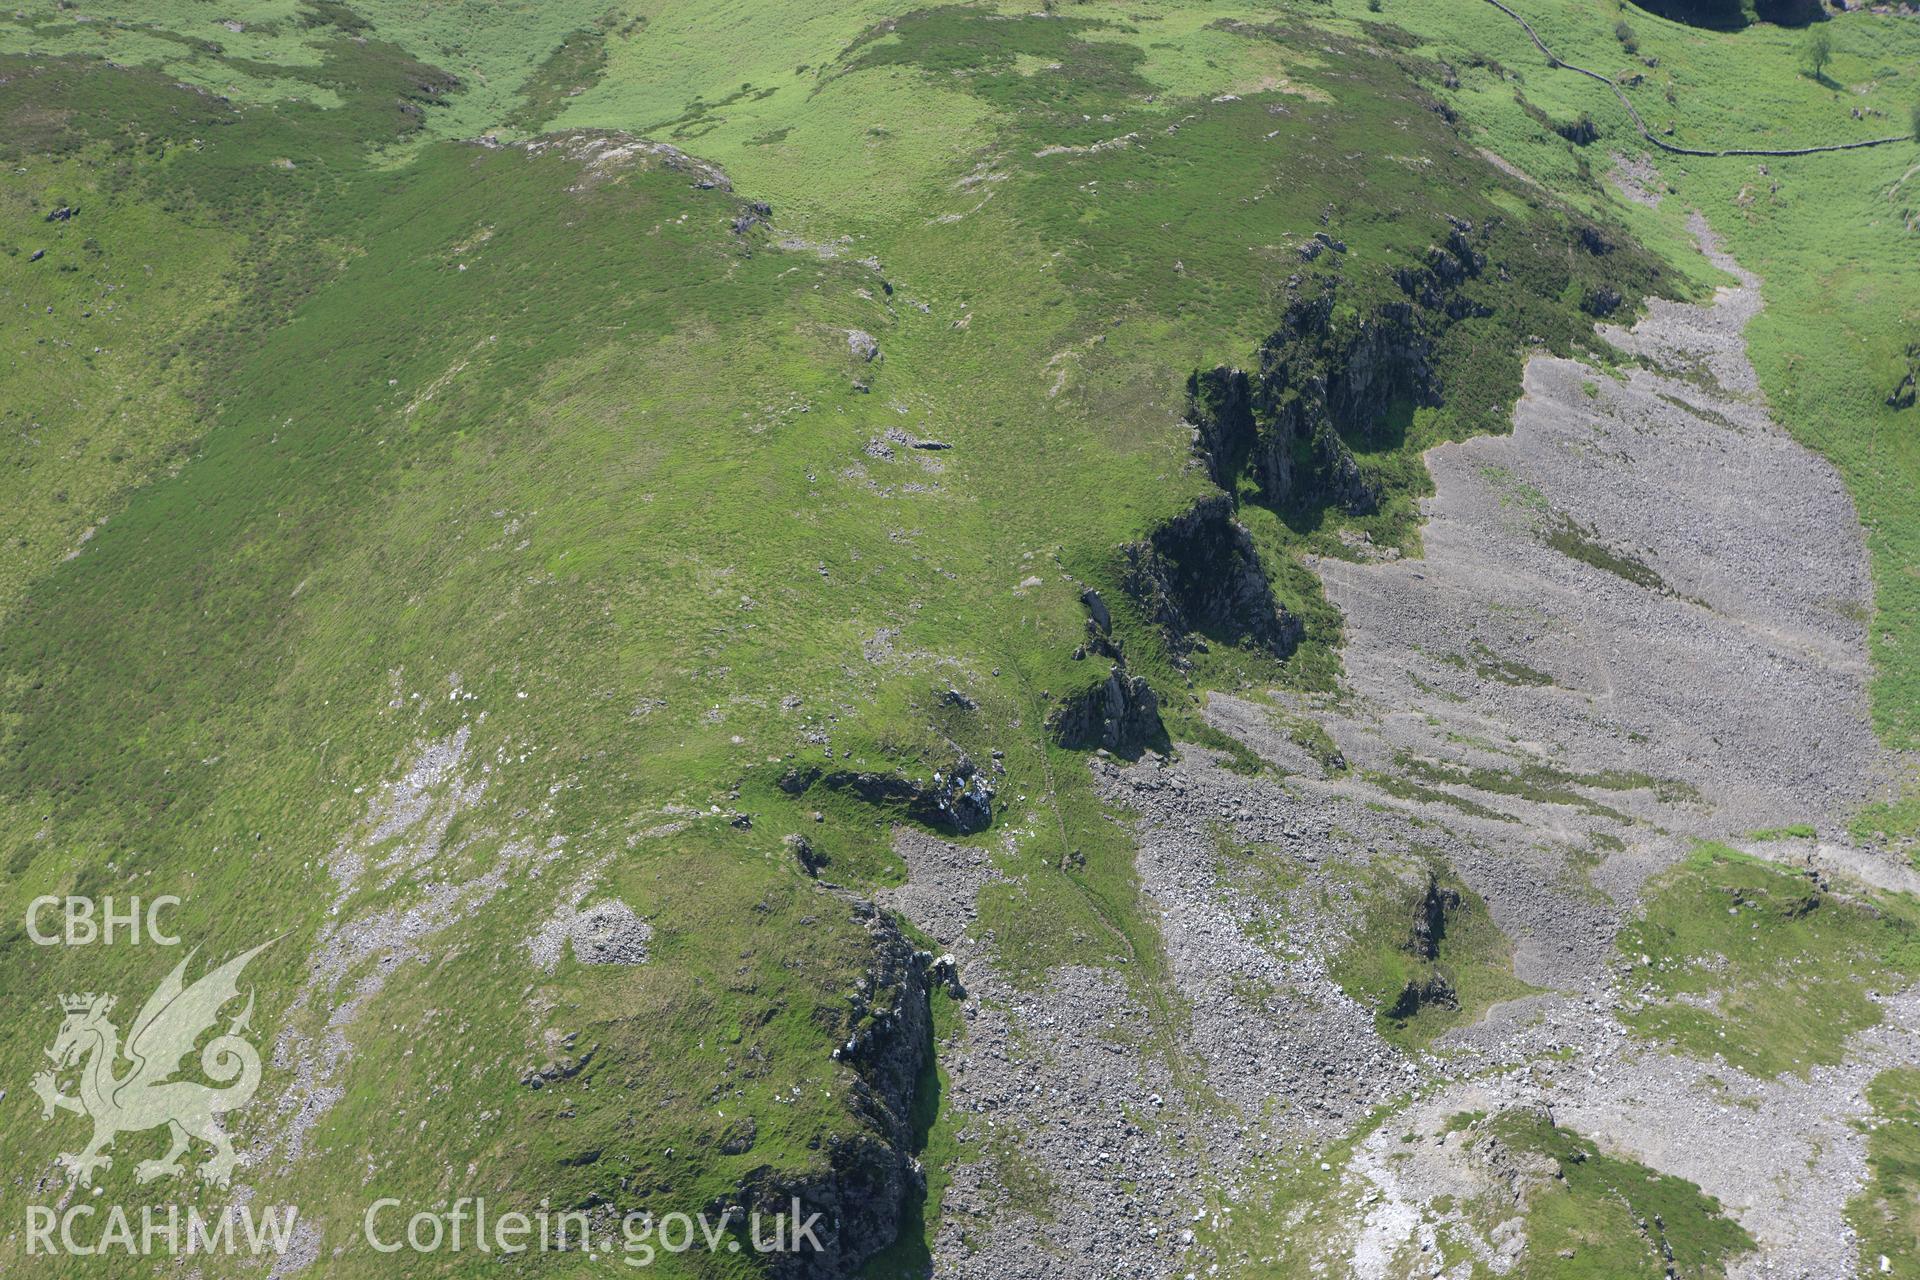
[1853,1067,1920,1278]
[1,1,1913,1275]
[1,50,944,1278]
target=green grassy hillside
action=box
[1,1,1916,1275]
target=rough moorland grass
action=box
[1391,750,1695,821]
[1849,1067,1920,1278]
[1748,822,1817,841]
[0,0,616,137]
[0,147,239,622]
[0,49,947,1276]
[1485,1108,1755,1278]
[1615,842,1920,1077]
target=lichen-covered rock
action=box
[517,129,733,191]
[924,764,994,833]
[568,899,653,965]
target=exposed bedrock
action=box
[778,761,994,834]
[1119,492,1302,660]
[741,901,932,1278]
[1047,588,1167,755]
[1188,219,1505,517]
[1048,662,1162,755]
[896,220,1913,1280]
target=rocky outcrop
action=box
[779,762,994,834]
[518,130,734,192]
[1311,421,1378,516]
[1051,664,1162,755]
[1889,343,1917,410]
[1393,216,1492,320]
[1195,285,1427,514]
[1193,218,1535,520]
[1409,870,1462,961]
[1049,589,1165,754]
[1630,0,1822,27]
[785,831,829,878]
[738,903,931,1278]
[1167,222,1516,659]
[1249,281,1435,504]
[1186,365,1255,489]
[1388,969,1459,1019]
[1120,494,1302,660]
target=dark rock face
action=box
[1192,216,1537,522]
[1186,366,1255,490]
[1121,493,1302,660]
[718,1116,758,1156]
[1389,969,1459,1019]
[740,904,931,1279]
[1079,586,1113,633]
[1553,114,1600,146]
[1255,284,1434,454]
[1050,588,1167,754]
[1196,281,1436,516]
[785,831,829,878]
[1050,663,1162,755]
[923,764,994,833]
[779,763,994,834]
[1395,217,1493,319]
[1311,421,1379,517]
[1390,871,1463,1018]
[1582,284,1625,318]
[1409,871,1463,961]
[1889,344,1917,410]
[1167,222,1513,667]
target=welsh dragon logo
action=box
[32,940,274,1188]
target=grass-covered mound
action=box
[1332,859,1536,1049]
[1616,842,1920,1077]
[1486,1108,1754,1278]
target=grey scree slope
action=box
[881,216,1914,1280]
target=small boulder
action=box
[785,832,829,878]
